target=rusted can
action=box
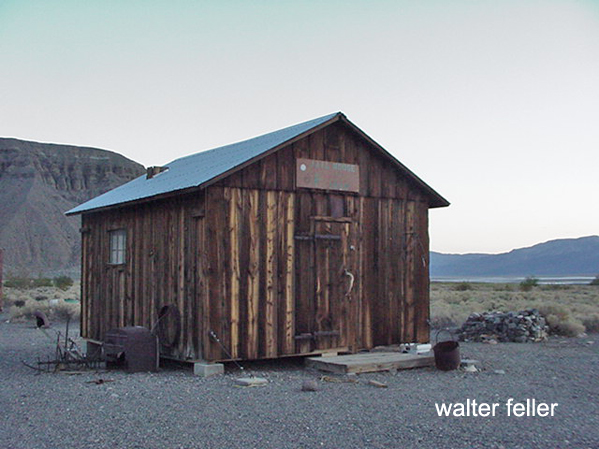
[433,330,461,371]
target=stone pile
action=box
[459,309,548,343]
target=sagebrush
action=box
[4,283,80,323]
[431,282,598,335]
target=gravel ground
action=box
[1,313,598,449]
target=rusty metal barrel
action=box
[433,330,461,371]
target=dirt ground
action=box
[1,313,598,449]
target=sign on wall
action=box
[296,158,360,193]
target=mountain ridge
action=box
[430,236,599,277]
[0,137,145,276]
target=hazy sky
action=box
[1,1,598,254]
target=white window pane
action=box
[109,229,126,264]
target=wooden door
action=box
[313,218,354,350]
[295,207,357,354]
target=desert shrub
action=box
[429,301,459,328]
[538,304,585,337]
[548,319,585,337]
[9,298,80,322]
[4,277,32,289]
[6,276,57,289]
[13,299,26,308]
[541,284,571,291]
[590,275,599,286]
[454,282,472,291]
[520,276,539,292]
[52,302,79,320]
[581,314,599,333]
[429,299,474,329]
[53,276,74,290]
[432,282,599,335]
[539,304,570,322]
[32,278,53,288]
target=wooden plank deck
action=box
[305,351,434,374]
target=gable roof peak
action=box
[67,112,342,215]
[67,111,449,215]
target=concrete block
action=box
[460,359,481,367]
[194,362,224,377]
[406,343,432,354]
[416,344,432,354]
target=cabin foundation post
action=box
[193,361,225,377]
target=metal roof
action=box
[66,112,340,215]
[67,111,449,215]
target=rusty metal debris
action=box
[86,378,114,385]
[22,315,104,373]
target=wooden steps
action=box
[305,352,435,374]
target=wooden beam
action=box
[247,189,260,359]
[305,352,434,374]
[264,190,277,358]
[229,188,241,359]
[283,192,295,354]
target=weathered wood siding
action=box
[81,121,432,363]
[200,186,296,361]
[216,122,431,349]
[81,193,204,360]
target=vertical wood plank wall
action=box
[82,193,204,360]
[201,187,296,361]
[81,121,432,362]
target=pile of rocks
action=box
[459,309,548,343]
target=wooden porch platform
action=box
[305,352,435,374]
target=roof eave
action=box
[65,184,205,216]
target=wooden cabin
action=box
[67,112,449,363]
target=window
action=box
[109,229,127,265]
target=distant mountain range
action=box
[430,236,599,278]
[0,138,145,276]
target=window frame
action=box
[108,228,127,265]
